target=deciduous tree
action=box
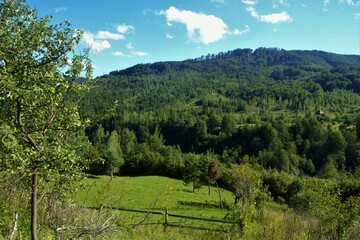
[0,0,92,239]
[223,163,261,205]
[208,160,223,209]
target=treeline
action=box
[85,113,360,177]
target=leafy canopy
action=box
[0,0,92,189]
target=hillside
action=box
[109,48,360,78]
[81,47,360,123]
[79,47,360,176]
[77,48,360,239]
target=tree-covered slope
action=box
[108,48,360,79]
[80,47,360,176]
[81,48,360,119]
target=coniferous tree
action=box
[105,130,124,179]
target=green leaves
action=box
[0,2,94,236]
[223,163,261,204]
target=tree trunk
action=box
[31,169,38,240]
[208,180,211,196]
[215,180,223,210]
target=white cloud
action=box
[83,32,111,53]
[53,7,69,13]
[161,6,243,44]
[132,51,148,57]
[118,43,149,58]
[82,24,135,54]
[126,43,134,50]
[323,0,360,11]
[211,0,225,3]
[247,6,258,18]
[272,0,287,8]
[355,12,360,19]
[324,0,360,6]
[242,0,257,5]
[231,25,250,35]
[246,6,292,24]
[112,51,126,57]
[166,33,174,39]
[259,12,292,23]
[323,0,330,11]
[340,0,360,6]
[117,24,135,34]
[96,31,125,40]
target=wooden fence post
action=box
[164,208,169,231]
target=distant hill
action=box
[108,48,360,78]
[81,48,360,124]
[80,47,360,175]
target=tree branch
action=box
[43,49,92,134]
[17,99,40,150]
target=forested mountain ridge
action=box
[80,47,360,177]
[82,48,360,119]
[109,48,360,78]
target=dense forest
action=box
[81,48,360,177]
[73,49,360,239]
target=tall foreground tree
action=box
[0,0,92,239]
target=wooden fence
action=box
[82,206,237,232]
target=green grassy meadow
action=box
[74,175,243,239]
[73,175,334,240]
[75,175,236,228]
[76,175,234,214]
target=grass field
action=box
[75,175,235,225]
[72,175,332,240]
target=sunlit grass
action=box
[75,175,235,223]
[73,175,334,240]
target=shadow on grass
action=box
[86,174,100,179]
[178,188,193,193]
[177,200,224,209]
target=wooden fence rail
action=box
[81,206,237,232]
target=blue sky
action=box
[26,0,360,77]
